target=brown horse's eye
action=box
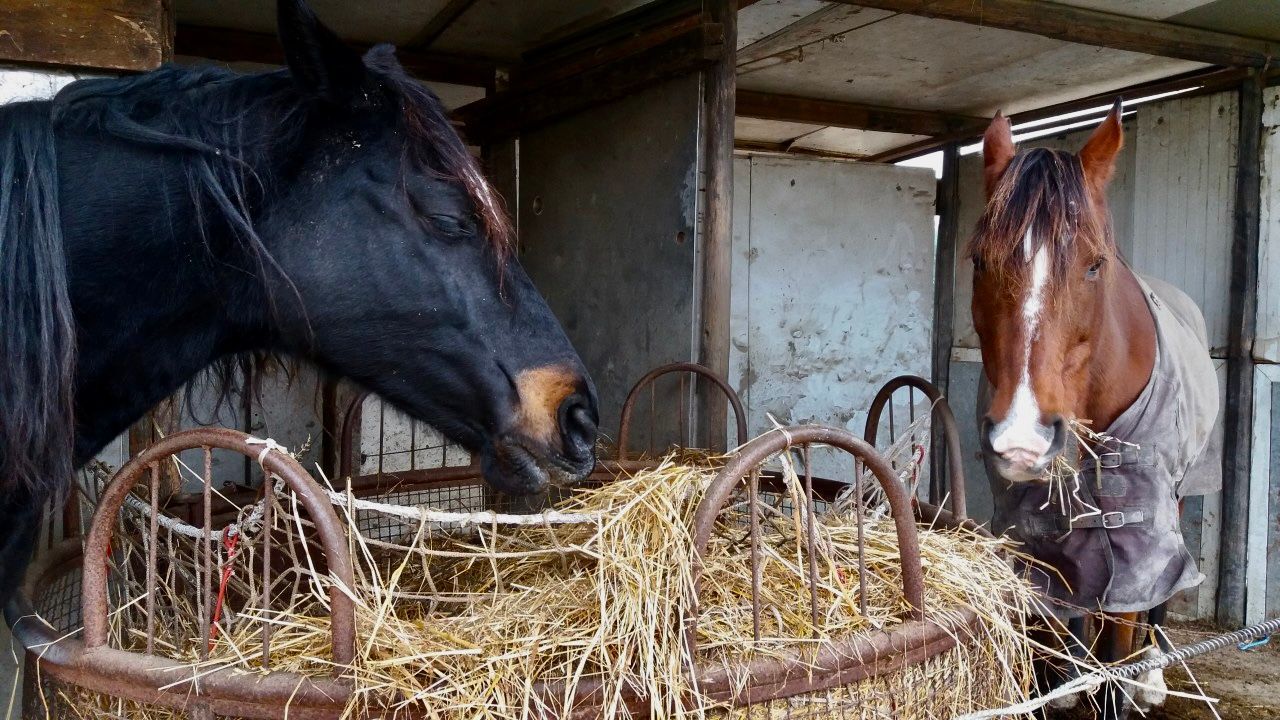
[973,256,986,274]
[1086,257,1105,279]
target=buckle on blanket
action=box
[1101,511,1127,529]
[1098,452,1123,469]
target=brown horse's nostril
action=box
[1046,414,1068,459]
[558,393,598,462]
[979,416,997,456]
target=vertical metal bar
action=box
[803,445,820,637]
[261,483,274,666]
[679,374,687,449]
[377,399,386,480]
[854,457,868,617]
[201,446,213,659]
[933,142,961,508]
[749,468,761,642]
[146,463,159,655]
[649,384,656,456]
[410,418,417,471]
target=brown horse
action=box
[971,103,1220,718]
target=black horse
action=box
[0,0,599,602]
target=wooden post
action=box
[1218,70,1265,629]
[697,0,736,452]
[929,143,960,503]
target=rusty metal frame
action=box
[616,361,748,458]
[10,423,990,717]
[864,374,967,520]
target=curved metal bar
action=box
[688,424,926,657]
[863,375,968,520]
[617,362,748,458]
[80,427,357,670]
[336,390,370,481]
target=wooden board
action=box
[1,0,172,72]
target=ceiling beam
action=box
[737,89,987,136]
[407,0,480,50]
[865,65,1253,163]
[174,24,498,88]
[459,21,721,142]
[0,0,173,72]
[829,0,1278,67]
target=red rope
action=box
[208,530,241,648]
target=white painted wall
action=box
[730,154,937,478]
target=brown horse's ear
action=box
[982,112,1016,197]
[1079,99,1124,191]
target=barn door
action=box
[730,155,937,478]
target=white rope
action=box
[115,435,602,542]
[953,673,1107,719]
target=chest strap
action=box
[1023,508,1147,536]
[1079,445,1156,472]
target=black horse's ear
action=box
[277,0,366,103]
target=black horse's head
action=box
[254,1,597,494]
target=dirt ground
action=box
[1048,621,1280,720]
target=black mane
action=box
[0,50,510,495]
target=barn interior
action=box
[2,1,1279,716]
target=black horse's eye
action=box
[425,213,475,239]
[1086,257,1105,279]
[973,256,986,274]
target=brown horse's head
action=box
[970,103,1134,482]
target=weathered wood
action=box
[929,143,960,505]
[0,0,173,72]
[1218,71,1265,629]
[408,0,479,49]
[458,23,720,142]
[829,0,1278,68]
[867,66,1254,164]
[698,0,736,452]
[175,24,497,88]
[737,90,986,137]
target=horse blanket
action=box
[982,274,1220,618]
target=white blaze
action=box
[991,231,1052,466]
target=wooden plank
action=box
[0,0,172,72]
[737,90,986,137]
[458,23,720,142]
[1218,70,1265,629]
[698,0,737,452]
[1246,364,1277,623]
[867,66,1251,163]
[930,143,960,504]
[828,0,1277,67]
[408,0,479,49]
[174,24,497,88]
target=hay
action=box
[55,442,1051,719]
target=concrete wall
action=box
[730,154,937,478]
[946,92,1240,620]
[518,74,704,450]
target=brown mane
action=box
[968,147,1112,289]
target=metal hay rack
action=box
[8,368,992,719]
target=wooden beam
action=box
[698,0,737,453]
[865,66,1253,163]
[0,0,173,72]
[407,0,479,50]
[930,143,960,506]
[738,89,987,137]
[830,0,1278,68]
[457,22,721,142]
[175,24,497,88]
[1218,70,1265,629]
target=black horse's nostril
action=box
[558,393,598,462]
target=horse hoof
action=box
[1133,647,1168,710]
